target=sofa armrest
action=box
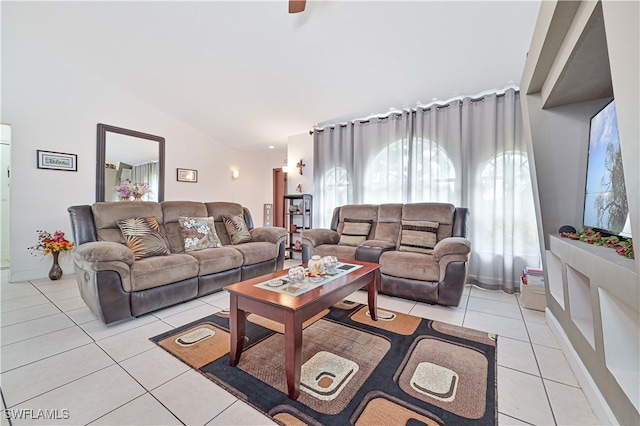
[433,237,471,261]
[73,241,135,266]
[249,227,287,245]
[300,229,340,247]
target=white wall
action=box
[286,131,314,210]
[2,33,285,282]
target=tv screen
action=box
[583,99,631,237]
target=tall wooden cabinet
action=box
[284,194,312,260]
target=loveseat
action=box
[68,201,287,324]
[300,203,470,306]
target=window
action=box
[364,138,455,204]
[476,151,539,261]
[320,167,351,227]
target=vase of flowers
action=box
[28,230,74,280]
[130,183,151,200]
[114,180,132,200]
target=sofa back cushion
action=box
[373,204,403,244]
[337,204,378,240]
[401,203,455,241]
[161,201,209,253]
[92,202,166,244]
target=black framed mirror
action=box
[96,123,165,202]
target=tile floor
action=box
[0,263,600,425]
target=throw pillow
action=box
[338,218,373,246]
[178,216,223,252]
[398,220,439,254]
[222,214,252,245]
[117,216,171,260]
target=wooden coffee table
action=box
[225,259,380,400]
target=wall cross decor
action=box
[296,159,306,175]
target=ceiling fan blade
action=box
[289,0,306,14]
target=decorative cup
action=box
[322,256,338,274]
[308,255,325,275]
[288,266,305,282]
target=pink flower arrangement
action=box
[114,180,132,198]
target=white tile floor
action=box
[0,265,600,425]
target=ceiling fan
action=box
[289,0,306,13]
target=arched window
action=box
[320,167,352,227]
[475,151,539,262]
[411,138,456,203]
[364,138,455,203]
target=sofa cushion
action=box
[117,217,171,260]
[230,242,278,266]
[379,250,440,282]
[338,219,373,246]
[313,244,358,260]
[186,246,244,275]
[372,204,403,244]
[398,220,439,254]
[178,217,223,252]
[129,253,199,292]
[222,214,252,245]
[92,202,165,243]
[402,203,455,241]
[161,201,209,253]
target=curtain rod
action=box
[310,89,519,134]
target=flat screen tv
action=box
[583,99,631,238]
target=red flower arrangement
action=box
[28,230,74,256]
[561,228,634,259]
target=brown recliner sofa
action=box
[301,203,470,306]
[68,201,287,324]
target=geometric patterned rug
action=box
[151,299,497,425]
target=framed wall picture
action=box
[37,150,77,171]
[177,168,198,182]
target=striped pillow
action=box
[398,220,439,254]
[338,218,373,247]
[117,217,171,260]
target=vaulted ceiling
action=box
[4,1,541,150]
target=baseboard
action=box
[545,309,618,425]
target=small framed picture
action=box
[37,150,77,171]
[177,168,198,182]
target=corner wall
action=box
[521,1,639,423]
[2,30,285,281]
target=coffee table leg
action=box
[229,294,245,366]
[368,269,379,321]
[284,312,303,400]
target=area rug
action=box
[151,300,497,425]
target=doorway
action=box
[1,124,11,270]
[273,168,287,228]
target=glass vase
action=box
[49,252,63,280]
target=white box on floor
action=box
[520,278,547,311]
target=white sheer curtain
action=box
[313,123,354,228]
[461,91,540,292]
[131,161,159,201]
[353,112,412,204]
[312,88,540,293]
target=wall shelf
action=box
[284,194,312,260]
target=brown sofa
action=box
[300,203,470,306]
[68,201,287,324]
